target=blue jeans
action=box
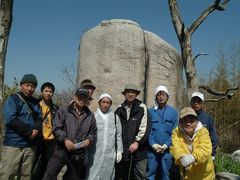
[147,152,172,180]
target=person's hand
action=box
[211,156,215,161]
[152,144,162,153]
[152,144,167,153]
[180,154,195,167]
[159,144,168,153]
[129,141,139,154]
[81,138,91,148]
[28,129,38,140]
[116,152,122,163]
[64,139,75,151]
[162,144,168,151]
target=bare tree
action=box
[204,52,240,150]
[167,0,230,100]
[0,0,14,151]
[201,45,240,102]
[61,62,77,90]
[229,43,240,86]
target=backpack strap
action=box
[15,93,37,121]
[11,93,23,115]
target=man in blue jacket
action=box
[190,92,218,159]
[147,85,178,180]
[0,74,42,180]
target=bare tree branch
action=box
[193,53,209,61]
[189,6,215,35]
[61,63,77,89]
[168,0,184,42]
[204,96,226,102]
[189,0,230,34]
[199,81,240,101]
[214,0,230,11]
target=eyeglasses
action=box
[156,92,167,97]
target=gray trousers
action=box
[115,158,148,180]
[0,145,36,180]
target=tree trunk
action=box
[168,0,230,100]
[181,32,199,100]
[0,0,14,157]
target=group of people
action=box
[0,73,218,180]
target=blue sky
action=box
[5,0,240,91]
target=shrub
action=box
[215,152,240,175]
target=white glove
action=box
[162,144,168,151]
[180,154,195,167]
[116,152,122,163]
[212,156,215,161]
[152,144,162,153]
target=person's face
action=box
[180,115,197,137]
[190,97,203,111]
[156,91,168,106]
[20,83,36,97]
[74,95,89,108]
[41,87,54,102]
[84,85,95,97]
[99,97,112,113]
[124,89,138,103]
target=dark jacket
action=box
[196,109,218,156]
[115,99,151,161]
[48,101,59,125]
[53,102,97,149]
[38,98,59,128]
[3,92,42,147]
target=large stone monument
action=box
[76,19,184,110]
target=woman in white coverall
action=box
[87,93,123,180]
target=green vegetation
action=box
[215,152,240,175]
[3,77,18,102]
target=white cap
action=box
[191,92,204,101]
[155,85,169,96]
[99,93,112,101]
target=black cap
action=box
[41,82,55,92]
[75,88,89,97]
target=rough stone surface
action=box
[232,150,240,162]
[216,172,240,180]
[144,31,183,108]
[76,19,183,111]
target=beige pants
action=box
[0,146,36,180]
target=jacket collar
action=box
[122,99,141,108]
[67,101,90,116]
[154,104,168,110]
